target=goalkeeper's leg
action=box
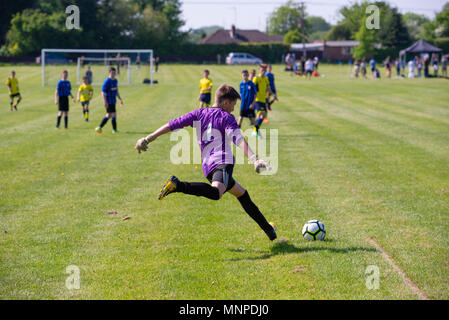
[229,181,277,241]
[158,176,223,200]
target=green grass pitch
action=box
[0,63,448,299]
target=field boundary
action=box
[367,238,429,300]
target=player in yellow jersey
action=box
[77,76,94,122]
[198,70,213,108]
[6,71,21,111]
[252,64,274,137]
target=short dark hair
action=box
[203,69,209,74]
[242,70,248,74]
[109,67,116,73]
[215,84,240,105]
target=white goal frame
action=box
[41,49,154,86]
[77,57,131,85]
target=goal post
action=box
[41,49,154,87]
[77,57,131,85]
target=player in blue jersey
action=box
[237,70,257,128]
[264,64,279,124]
[96,67,124,134]
[54,70,76,129]
[265,64,278,110]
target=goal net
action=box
[77,57,131,85]
[41,49,154,87]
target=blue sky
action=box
[180,0,447,31]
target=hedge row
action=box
[159,43,290,63]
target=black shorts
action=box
[240,107,255,118]
[81,101,90,107]
[200,93,211,104]
[10,93,20,99]
[58,96,69,111]
[207,164,236,192]
[255,101,267,113]
[106,104,116,113]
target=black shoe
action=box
[267,222,277,241]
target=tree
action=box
[283,29,304,44]
[326,23,352,40]
[267,1,308,36]
[435,2,449,37]
[402,13,430,40]
[378,7,411,47]
[3,0,187,55]
[307,16,331,33]
[327,1,411,47]
[162,0,186,42]
[6,9,79,56]
[353,23,375,59]
[0,0,38,44]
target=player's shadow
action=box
[121,131,151,135]
[227,240,376,261]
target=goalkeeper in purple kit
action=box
[135,84,277,241]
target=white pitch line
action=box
[367,238,429,300]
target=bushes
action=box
[433,37,449,53]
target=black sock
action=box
[64,116,68,128]
[99,117,109,128]
[112,117,117,130]
[177,181,220,200]
[56,115,61,127]
[237,191,273,236]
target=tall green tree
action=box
[0,0,38,44]
[6,9,79,55]
[283,29,304,44]
[378,7,411,47]
[326,23,352,40]
[267,1,308,36]
[435,2,449,37]
[3,0,186,55]
[326,1,411,47]
[402,13,430,40]
[353,23,376,59]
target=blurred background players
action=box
[54,70,75,129]
[198,69,213,108]
[96,67,124,134]
[237,70,257,128]
[6,71,21,111]
[77,76,94,122]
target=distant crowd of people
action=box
[284,53,320,79]
[352,53,448,79]
[405,54,448,79]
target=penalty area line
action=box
[367,237,429,300]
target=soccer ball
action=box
[302,220,326,241]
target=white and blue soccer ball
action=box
[302,220,326,241]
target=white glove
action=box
[136,135,156,153]
[254,159,271,174]
[249,154,271,174]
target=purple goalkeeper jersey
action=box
[169,107,244,177]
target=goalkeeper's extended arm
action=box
[237,138,271,173]
[135,123,171,153]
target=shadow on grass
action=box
[227,239,377,261]
[120,131,151,135]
